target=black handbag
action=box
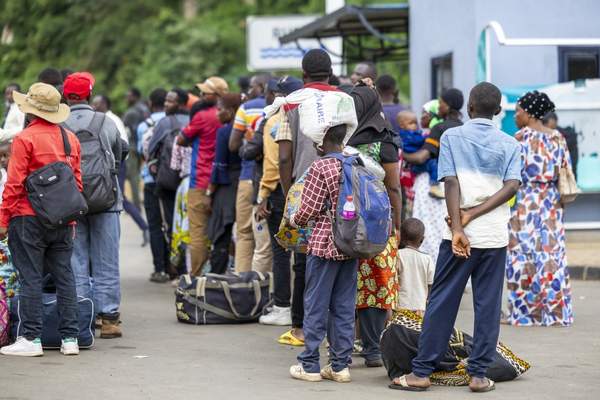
[25,126,88,229]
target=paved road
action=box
[2,217,599,400]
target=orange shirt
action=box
[0,118,83,227]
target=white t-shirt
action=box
[107,110,129,144]
[437,119,521,248]
[397,247,435,311]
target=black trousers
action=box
[143,183,168,273]
[412,241,506,378]
[266,186,291,308]
[292,252,306,328]
[358,307,388,361]
[209,224,233,275]
[8,216,79,340]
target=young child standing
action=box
[289,124,357,383]
[391,82,521,392]
[397,218,435,316]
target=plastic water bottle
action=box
[341,195,356,220]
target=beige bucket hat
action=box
[13,82,70,124]
[196,76,229,97]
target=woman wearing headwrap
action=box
[347,80,401,367]
[403,88,464,262]
[507,91,573,327]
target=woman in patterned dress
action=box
[507,91,573,327]
[348,81,402,367]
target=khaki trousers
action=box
[188,188,211,276]
[234,180,255,272]
[251,205,273,273]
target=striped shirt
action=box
[234,96,266,180]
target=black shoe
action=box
[365,359,384,368]
[141,230,150,247]
[149,272,169,283]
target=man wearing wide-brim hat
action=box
[0,82,83,357]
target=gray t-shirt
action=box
[287,107,319,180]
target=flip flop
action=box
[388,375,429,392]
[277,330,304,346]
[470,378,496,393]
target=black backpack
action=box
[64,113,118,214]
[149,116,182,192]
[25,127,88,229]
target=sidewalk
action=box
[1,216,599,400]
[566,230,600,280]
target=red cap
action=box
[63,72,95,99]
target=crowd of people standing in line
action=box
[0,49,575,391]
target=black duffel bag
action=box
[175,271,273,325]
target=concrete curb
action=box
[570,266,600,280]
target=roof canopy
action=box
[279,4,409,62]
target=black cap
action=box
[302,49,332,79]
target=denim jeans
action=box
[8,216,79,340]
[298,255,358,373]
[71,212,121,318]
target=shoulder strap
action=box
[88,112,106,134]
[59,126,71,157]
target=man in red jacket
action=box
[0,83,83,357]
[177,76,228,276]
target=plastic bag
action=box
[264,88,358,146]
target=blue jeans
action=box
[298,255,358,373]
[8,216,79,340]
[412,241,506,378]
[71,212,121,318]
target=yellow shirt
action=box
[259,113,281,200]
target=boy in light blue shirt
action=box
[391,82,521,393]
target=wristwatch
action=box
[256,196,264,205]
[205,189,213,197]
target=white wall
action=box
[409,0,600,112]
[477,0,600,88]
[409,0,477,112]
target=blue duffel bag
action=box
[10,292,95,349]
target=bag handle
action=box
[220,280,263,319]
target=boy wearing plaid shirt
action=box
[289,124,358,383]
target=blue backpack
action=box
[326,153,391,259]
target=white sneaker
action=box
[259,305,292,326]
[0,337,43,357]
[320,364,351,383]
[60,338,79,356]
[290,364,322,382]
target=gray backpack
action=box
[64,113,117,214]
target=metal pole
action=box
[485,27,492,82]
